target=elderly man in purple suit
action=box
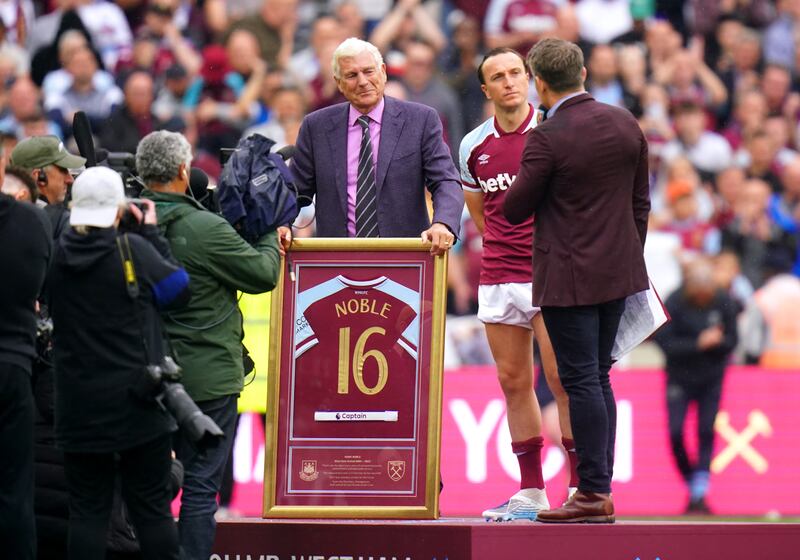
[286,38,463,254]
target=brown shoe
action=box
[535,490,615,523]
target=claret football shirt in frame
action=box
[290,274,421,440]
[459,104,537,286]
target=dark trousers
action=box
[0,362,36,560]
[542,298,625,494]
[63,433,179,560]
[666,376,723,479]
[173,394,238,560]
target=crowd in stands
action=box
[0,0,799,366]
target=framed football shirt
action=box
[264,239,447,519]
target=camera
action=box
[98,150,145,198]
[118,198,149,233]
[133,356,224,452]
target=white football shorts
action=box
[477,282,540,328]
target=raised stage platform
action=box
[212,518,800,560]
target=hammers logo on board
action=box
[388,460,406,482]
[299,460,319,481]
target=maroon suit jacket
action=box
[504,93,650,307]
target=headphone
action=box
[36,168,47,186]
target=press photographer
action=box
[10,135,86,239]
[137,130,281,560]
[48,166,190,560]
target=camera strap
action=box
[116,234,139,300]
[116,234,153,366]
[116,233,181,370]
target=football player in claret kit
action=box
[459,47,579,521]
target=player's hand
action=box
[277,226,292,257]
[421,222,454,256]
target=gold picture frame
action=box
[263,238,448,519]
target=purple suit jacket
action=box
[291,96,464,237]
[504,93,650,307]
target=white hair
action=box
[331,38,384,79]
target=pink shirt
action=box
[346,97,384,236]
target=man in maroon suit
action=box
[504,38,650,523]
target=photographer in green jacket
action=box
[137,131,280,560]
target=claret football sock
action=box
[561,437,580,488]
[512,436,545,490]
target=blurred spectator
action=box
[689,0,773,38]
[586,44,635,110]
[226,28,267,81]
[763,115,799,168]
[243,85,306,148]
[721,178,797,288]
[741,250,800,367]
[617,44,647,104]
[370,0,447,64]
[334,1,366,40]
[153,64,193,128]
[769,158,800,273]
[0,19,28,77]
[484,0,562,53]
[740,129,782,193]
[657,47,728,112]
[29,1,133,71]
[660,180,715,255]
[41,30,115,100]
[341,0,391,30]
[185,45,266,176]
[552,3,591,54]
[654,257,738,515]
[761,64,796,117]
[0,0,34,45]
[442,12,486,133]
[289,16,343,85]
[250,67,288,124]
[717,26,762,110]
[721,89,768,152]
[645,19,683,80]
[116,0,202,80]
[707,16,745,74]
[100,71,184,155]
[712,166,746,229]
[0,77,63,140]
[638,82,675,157]
[383,78,409,100]
[713,250,754,313]
[202,0,263,38]
[574,0,632,45]
[661,101,733,177]
[226,0,298,69]
[763,0,800,70]
[44,47,123,137]
[402,41,463,159]
[451,0,493,27]
[29,11,103,89]
[653,155,716,228]
[308,38,346,110]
